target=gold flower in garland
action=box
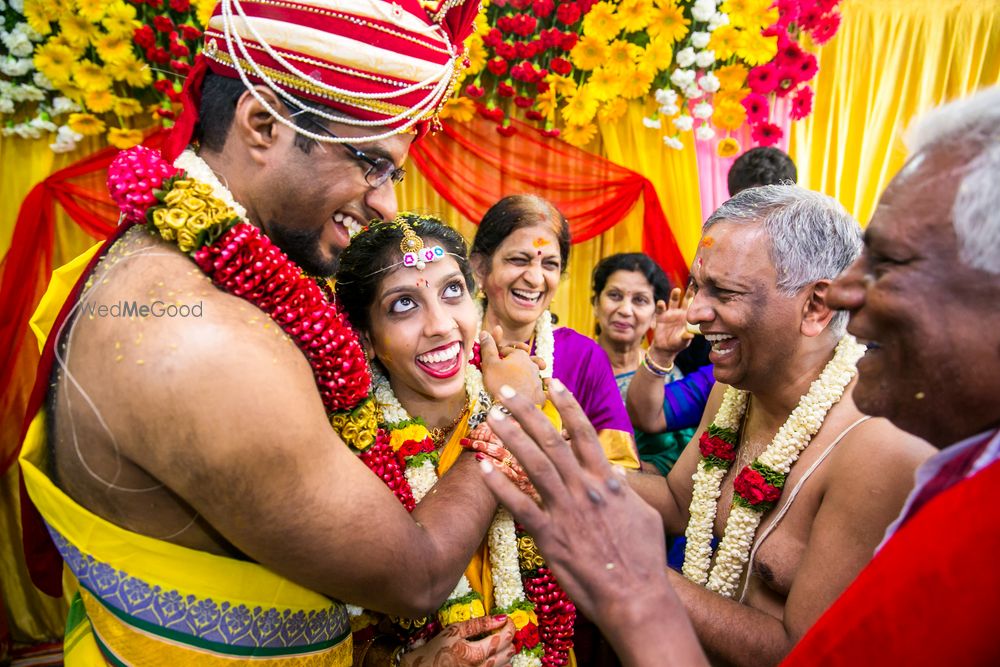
[331,397,379,451]
[152,180,238,252]
[440,599,486,626]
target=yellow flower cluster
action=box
[24,0,216,151]
[331,397,380,451]
[388,422,431,451]
[556,0,673,146]
[439,598,486,626]
[508,608,538,631]
[151,179,237,253]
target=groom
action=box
[18,1,533,664]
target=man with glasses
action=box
[18,1,525,664]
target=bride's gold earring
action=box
[476,288,485,300]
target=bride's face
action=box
[367,255,478,406]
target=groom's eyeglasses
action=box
[290,107,406,189]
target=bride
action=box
[333,214,574,667]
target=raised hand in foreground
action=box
[479,380,708,667]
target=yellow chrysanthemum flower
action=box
[570,35,610,71]
[713,87,750,107]
[587,67,622,102]
[95,32,135,64]
[620,65,654,99]
[33,42,76,84]
[67,112,106,136]
[122,62,154,88]
[561,122,598,147]
[643,36,673,71]
[23,0,62,36]
[474,7,490,35]
[73,60,112,92]
[101,2,139,37]
[712,100,747,131]
[464,34,486,75]
[114,97,143,117]
[59,13,100,49]
[647,2,689,43]
[84,89,114,113]
[606,40,641,75]
[737,31,778,66]
[196,0,216,28]
[724,0,778,30]
[716,137,741,158]
[75,0,107,22]
[616,0,654,32]
[715,63,749,91]
[561,85,598,126]
[536,85,558,120]
[709,25,742,61]
[107,127,144,150]
[582,2,622,42]
[598,98,628,123]
[546,74,578,97]
[440,97,476,123]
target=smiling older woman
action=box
[470,195,640,471]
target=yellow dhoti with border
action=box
[19,244,353,665]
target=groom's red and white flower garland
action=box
[106,145,371,413]
[682,335,866,598]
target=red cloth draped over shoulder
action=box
[781,459,1000,666]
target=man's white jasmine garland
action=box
[683,336,866,598]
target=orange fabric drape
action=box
[411,114,689,288]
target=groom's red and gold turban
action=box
[164,0,479,159]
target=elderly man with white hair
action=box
[478,85,1000,666]
[625,183,932,666]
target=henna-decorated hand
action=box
[462,424,538,500]
[479,328,545,405]
[402,615,515,667]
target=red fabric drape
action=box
[411,115,689,288]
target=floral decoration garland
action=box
[533,308,555,380]
[682,335,865,597]
[446,0,842,151]
[340,354,572,664]
[3,0,213,150]
[105,144,371,413]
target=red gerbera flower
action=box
[790,86,814,120]
[752,122,784,147]
[810,13,842,46]
[747,64,778,95]
[742,92,770,123]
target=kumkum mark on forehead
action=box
[532,237,550,247]
[701,236,715,248]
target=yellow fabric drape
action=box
[790,0,1000,228]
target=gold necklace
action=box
[428,398,469,448]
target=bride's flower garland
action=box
[105,146,370,413]
[682,336,866,598]
[341,354,571,664]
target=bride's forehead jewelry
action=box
[399,221,445,270]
